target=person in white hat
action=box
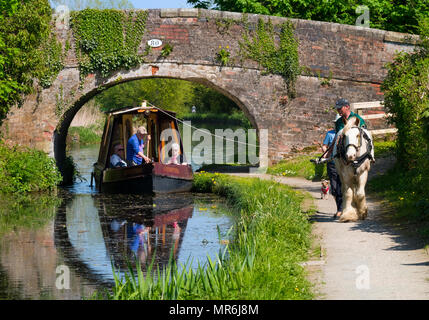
[110,144,127,168]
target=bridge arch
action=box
[53,62,263,182]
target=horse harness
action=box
[336,126,373,175]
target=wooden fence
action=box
[351,101,397,136]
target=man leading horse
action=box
[313,98,374,222]
[332,98,374,222]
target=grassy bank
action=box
[68,124,102,146]
[267,154,327,180]
[368,162,429,243]
[97,172,314,300]
[0,140,62,193]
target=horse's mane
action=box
[343,116,360,134]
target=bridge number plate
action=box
[148,39,163,48]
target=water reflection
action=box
[0,191,232,299]
[0,142,233,299]
[57,192,233,287]
[0,194,97,299]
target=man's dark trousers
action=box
[327,161,342,212]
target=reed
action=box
[67,101,105,146]
[70,100,105,128]
[95,173,314,300]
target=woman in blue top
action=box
[127,126,151,165]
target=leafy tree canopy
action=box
[96,78,240,117]
[0,0,52,125]
[187,0,429,34]
[97,79,194,115]
[381,17,429,168]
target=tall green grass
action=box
[96,172,314,300]
[68,125,102,146]
[267,154,327,180]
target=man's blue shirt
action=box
[127,134,144,165]
[323,129,336,147]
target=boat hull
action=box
[93,162,193,194]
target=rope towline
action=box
[146,102,259,148]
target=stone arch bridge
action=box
[1,8,417,177]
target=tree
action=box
[381,17,429,169]
[190,83,239,114]
[96,78,241,117]
[187,0,429,34]
[0,0,52,125]
[96,79,195,116]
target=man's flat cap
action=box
[335,98,350,109]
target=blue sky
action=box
[49,1,196,9]
[129,0,194,9]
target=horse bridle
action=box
[337,126,373,171]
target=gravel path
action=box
[232,158,429,299]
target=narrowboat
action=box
[92,103,193,194]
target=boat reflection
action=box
[101,193,194,272]
[55,192,195,285]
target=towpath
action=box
[231,156,429,299]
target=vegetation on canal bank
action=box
[368,162,429,243]
[96,172,314,300]
[267,154,327,180]
[68,125,102,146]
[0,140,62,193]
[0,0,53,125]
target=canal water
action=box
[0,144,234,300]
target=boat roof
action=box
[107,105,177,117]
